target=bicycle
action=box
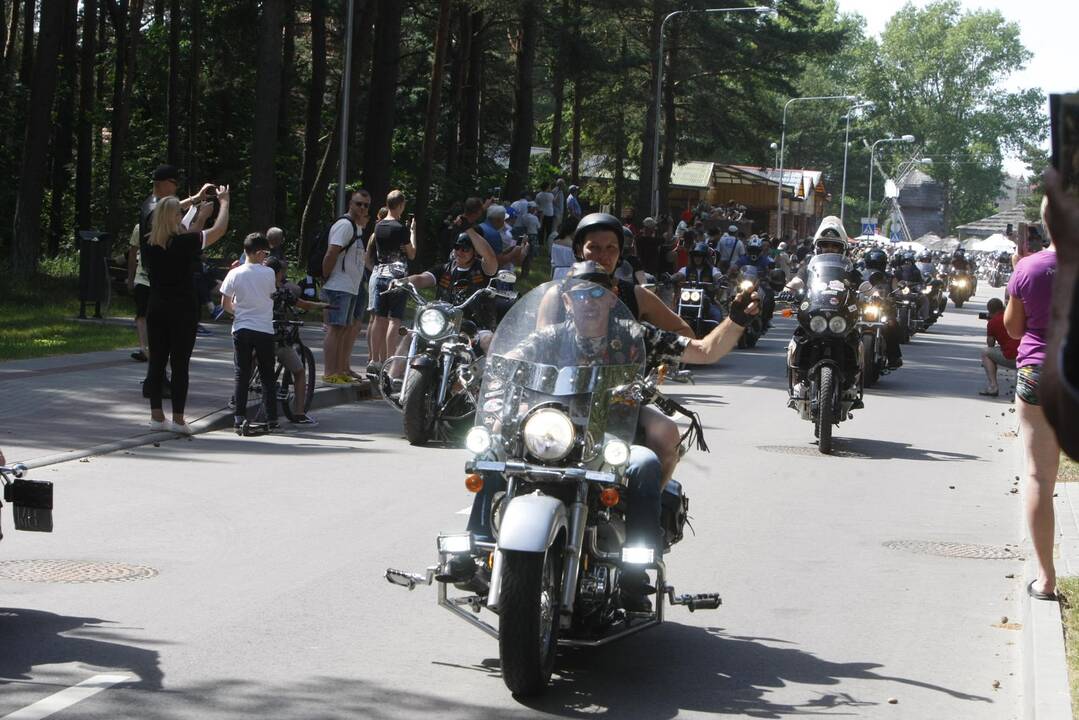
[234,312,316,425]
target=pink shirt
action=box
[1006,249,1057,367]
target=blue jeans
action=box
[466,445,663,551]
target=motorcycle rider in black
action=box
[671,242,726,324]
[861,248,904,369]
[733,236,777,329]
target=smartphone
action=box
[1050,93,1079,196]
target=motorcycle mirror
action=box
[496,271,517,284]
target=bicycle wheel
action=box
[280,345,315,422]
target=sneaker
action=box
[169,420,194,435]
[234,418,245,435]
[148,419,168,432]
[291,414,319,427]
[195,325,212,336]
[267,420,280,432]
[131,350,148,362]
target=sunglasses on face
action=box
[566,286,608,302]
[352,200,370,208]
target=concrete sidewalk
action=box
[0,318,375,466]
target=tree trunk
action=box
[0,0,8,78]
[184,0,199,185]
[635,0,661,219]
[658,23,678,219]
[413,0,451,261]
[361,0,403,209]
[504,0,537,201]
[17,0,33,86]
[299,87,342,264]
[613,37,627,217]
[104,0,146,241]
[46,0,77,256]
[4,0,19,76]
[75,0,96,230]
[458,9,481,181]
[249,0,285,231]
[298,0,326,218]
[346,0,375,182]
[166,0,181,164]
[548,0,568,172]
[444,3,469,185]
[11,0,63,274]
[570,79,581,185]
[275,0,295,227]
[152,0,163,25]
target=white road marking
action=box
[456,506,472,515]
[743,375,767,385]
[2,673,136,720]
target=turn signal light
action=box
[465,474,484,493]
[781,308,794,318]
[599,487,620,507]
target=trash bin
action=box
[77,230,112,319]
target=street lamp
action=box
[775,94,860,241]
[839,101,874,224]
[651,4,776,217]
[866,134,915,222]
[337,0,356,214]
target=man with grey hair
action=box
[266,227,286,261]
[478,204,529,279]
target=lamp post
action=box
[866,134,915,224]
[336,0,356,214]
[651,5,776,218]
[839,101,874,224]
[776,94,859,242]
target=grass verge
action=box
[1055,577,1079,718]
[1061,454,1079,483]
[0,257,138,361]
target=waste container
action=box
[77,230,112,319]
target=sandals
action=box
[978,388,999,397]
[1028,579,1057,601]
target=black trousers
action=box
[146,303,199,414]
[233,328,277,422]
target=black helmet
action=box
[690,241,711,258]
[563,260,612,288]
[573,213,624,254]
[864,248,888,271]
[454,232,474,250]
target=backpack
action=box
[306,215,359,279]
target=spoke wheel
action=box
[499,546,563,697]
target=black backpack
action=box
[306,215,359,279]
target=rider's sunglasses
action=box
[566,286,607,302]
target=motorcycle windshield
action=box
[805,254,854,310]
[478,280,646,465]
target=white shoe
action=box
[148,419,168,432]
[169,420,194,435]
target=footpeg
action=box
[385,567,435,591]
[666,588,722,612]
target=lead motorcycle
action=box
[778,254,864,454]
[1,463,53,538]
[379,271,516,445]
[385,280,718,696]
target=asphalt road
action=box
[0,288,1023,719]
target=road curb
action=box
[21,381,374,471]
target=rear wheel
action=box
[861,334,879,387]
[816,366,835,455]
[499,547,562,696]
[402,364,436,445]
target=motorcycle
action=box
[729,267,764,349]
[988,265,1011,289]
[891,281,923,343]
[778,254,864,454]
[859,290,892,388]
[1,463,53,537]
[380,272,517,445]
[385,280,718,695]
[675,276,724,338]
[949,272,974,308]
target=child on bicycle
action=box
[265,257,328,425]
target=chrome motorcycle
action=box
[385,280,717,696]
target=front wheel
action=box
[816,366,835,454]
[861,334,879,387]
[401,364,436,445]
[499,548,563,696]
[897,307,912,344]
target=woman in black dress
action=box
[143,185,231,433]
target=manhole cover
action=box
[0,560,159,583]
[882,541,1021,560]
[757,444,869,459]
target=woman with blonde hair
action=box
[143,185,231,433]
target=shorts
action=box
[368,274,407,319]
[322,288,358,327]
[276,344,304,373]
[986,346,1016,370]
[134,283,150,319]
[1016,364,1041,405]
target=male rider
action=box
[861,248,904,369]
[400,228,498,329]
[671,242,726,325]
[734,236,777,328]
[782,217,863,292]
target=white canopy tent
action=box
[969,233,1016,253]
[893,241,928,254]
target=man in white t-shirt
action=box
[320,188,371,383]
[221,233,279,431]
[535,185,555,244]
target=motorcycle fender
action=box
[496,492,567,553]
[409,354,435,371]
[786,338,797,368]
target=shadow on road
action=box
[0,607,164,690]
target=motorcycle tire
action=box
[743,323,761,349]
[279,345,316,422]
[499,547,563,697]
[402,365,436,446]
[816,366,835,455]
[898,308,911,344]
[861,335,879,387]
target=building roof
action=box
[720,164,825,199]
[669,161,715,189]
[955,205,1031,237]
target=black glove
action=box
[728,288,758,327]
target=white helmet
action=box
[813,216,849,254]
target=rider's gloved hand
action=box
[728,288,760,327]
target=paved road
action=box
[0,289,1023,719]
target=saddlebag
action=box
[662,479,690,549]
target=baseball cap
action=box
[152,164,180,182]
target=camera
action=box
[978,312,990,320]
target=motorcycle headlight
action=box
[809,315,828,334]
[863,304,880,321]
[522,408,575,461]
[922,286,932,295]
[690,290,702,302]
[828,316,848,334]
[901,287,910,295]
[418,308,449,337]
[955,279,967,287]
[602,439,631,467]
[680,290,692,302]
[465,426,492,455]
[739,280,754,292]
